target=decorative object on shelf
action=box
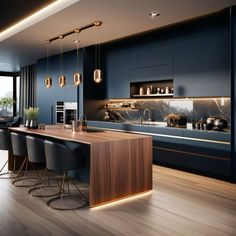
[73,30,81,86]
[93,42,102,83]
[44,42,52,88]
[24,107,39,129]
[139,86,144,95]
[130,79,174,98]
[43,21,102,88]
[104,111,110,121]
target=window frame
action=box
[0,71,20,117]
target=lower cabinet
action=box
[153,140,231,180]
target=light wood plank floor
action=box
[0,150,236,236]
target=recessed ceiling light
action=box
[149,11,160,18]
[73,39,80,44]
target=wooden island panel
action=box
[90,137,152,207]
[9,126,153,207]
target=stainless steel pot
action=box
[213,118,228,131]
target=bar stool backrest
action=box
[26,136,46,163]
[0,129,12,153]
[44,140,84,171]
[11,132,27,156]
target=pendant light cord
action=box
[76,32,79,72]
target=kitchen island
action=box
[9,125,152,207]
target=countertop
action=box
[88,120,231,151]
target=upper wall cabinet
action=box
[106,40,173,99]
[173,19,230,97]
[106,50,131,99]
[130,41,173,82]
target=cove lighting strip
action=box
[0,0,80,42]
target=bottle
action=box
[147,87,151,95]
[165,86,169,94]
[139,86,144,95]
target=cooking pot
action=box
[213,118,228,131]
[167,114,187,128]
[206,117,215,130]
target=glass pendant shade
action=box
[93,69,102,83]
[44,76,52,88]
[73,72,81,86]
[58,75,66,87]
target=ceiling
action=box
[1,0,236,72]
[0,0,56,33]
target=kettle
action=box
[206,117,215,130]
[213,118,228,131]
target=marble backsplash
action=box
[105,98,231,125]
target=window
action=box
[0,76,14,117]
[0,72,19,118]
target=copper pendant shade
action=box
[93,69,102,83]
[73,72,81,86]
[58,75,66,87]
[44,76,52,88]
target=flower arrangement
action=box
[24,107,39,120]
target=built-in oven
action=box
[55,101,64,124]
[64,102,77,125]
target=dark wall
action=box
[35,49,83,124]
[81,46,106,120]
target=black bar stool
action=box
[0,129,16,178]
[27,135,59,197]
[11,132,39,187]
[44,139,88,210]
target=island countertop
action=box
[9,125,153,207]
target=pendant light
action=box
[73,30,81,86]
[93,42,102,83]
[44,41,52,88]
[58,36,66,87]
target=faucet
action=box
[143,109,151,121]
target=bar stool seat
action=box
[44,139,88,210]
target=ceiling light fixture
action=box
[58,40,66,88]
[73,31,81,86]
[44,42,52,88]
[0,0,80,42]
[93,42,102,84]
[43,21,102,88]
[149,11,160,18]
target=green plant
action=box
[24,107,39,120]
[0,97,14,116]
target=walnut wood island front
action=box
[9,126,153,207]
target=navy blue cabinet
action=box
[173,16,230,97]
[153,140,231,180]
[106,50,130,98]
[106,41,173,98]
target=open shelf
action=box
[130,79,173,98]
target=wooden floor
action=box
[0,151,236,236]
